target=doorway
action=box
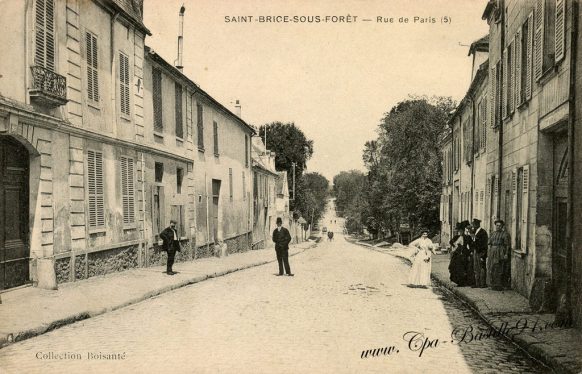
[212,179,221,243]
[0,137,30,290]
[553,134,568,305]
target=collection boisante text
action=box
[36,351,126,360]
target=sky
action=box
[143,0,490,182]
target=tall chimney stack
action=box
[235,100,242,117]
[175,5,186,71]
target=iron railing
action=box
[30,66,67,105]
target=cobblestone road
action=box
[0,222,549,373]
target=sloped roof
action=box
[108,0,151,35]
[469,34,489,56]
[145,46,255,135]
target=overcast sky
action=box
[144,0,489,182]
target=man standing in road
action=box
[272,217,294,276]
[471,218,488,288]
[160,220,181,275]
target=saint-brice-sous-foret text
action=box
[361,318,572,359]
[224,15,450,24]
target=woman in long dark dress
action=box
[449,221,472,286]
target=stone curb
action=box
[351,241,573,374]
[0,243,315,349]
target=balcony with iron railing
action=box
[29,66,68,108]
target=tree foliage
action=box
[333,170,369,234]
[258,122,327,224]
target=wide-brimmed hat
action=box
[455,222,468,231]
[472,218,481,226]
[494,219,505,225]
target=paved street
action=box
[0,207,548,373]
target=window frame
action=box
[87,149,106,233]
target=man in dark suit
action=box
[272,217,293,276]
[471,218,489,288]
[160,220,181,275]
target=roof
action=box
[106,0,151,35]
[145,46,256,135]
[252,160,278,177]
[468,34,489,56]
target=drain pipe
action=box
[497,0,506,218]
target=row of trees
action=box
[334,96,455,238]
[258,122,329,228]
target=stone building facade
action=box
[251,136,278,250]
[0,0,255,291]
[441,0,580,326]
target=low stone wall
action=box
[54,245,139,284]
[251,240,265,250]
[226,233,251,254]
[147,240,193,267]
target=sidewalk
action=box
[358,241,582,374]
[0,241,315,349]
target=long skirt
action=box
[409,251,432,286]
[488,245,506,289]
[449,250,467,286]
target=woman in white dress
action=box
[408,230,436,288]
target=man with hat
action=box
[488,219,511,290]
[160,220,181,275]
[471,218,488,288]
[272,217,294,276]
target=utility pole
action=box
[290,162,296,200]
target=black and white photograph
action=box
[0,0,582,372]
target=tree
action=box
[294,172,329,227]
[365,96,455,235]
[332,170,369,234]
[258,122,317,217]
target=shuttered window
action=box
[490,65,496,128]
[35,0,55,71]
[175,83,183,138]
[514,31,522,108]
[520,165,530,252]
[555,0,565,63]
[153,68,163,132]
[119,53,130,116]
[121,156,135,225]
[197,103,204,149]
[522,13,534,102]
[481,97,487,149]
[213,121,219,155]
[245,135,249,167]
[86,32,99,102]
[88,150,105,229]
[534,0,545,80]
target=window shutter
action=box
[521,165,529,252]
[509,43,515,113]
[481,97,487,148]
[514,31,522,107]
[213,121,219,154]
[534,0,545,81]
[35,0,55,71]
[175,83,183,138]
[86,32,99,101]
[526,12,534,100]
[197,103,204,149]
[555,0,565,63]
[502,48,508,119]
[88,150,105,228]
[153,68,163,132]
[119,53,130,115]
[490,66,496,128]
[121,157,135,225]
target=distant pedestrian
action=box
[328,231,334,241]
[160,220,181,275]
[471,218,488,288]
[488,219,511,291]
[408,229,435,288]
[272,217,294,276]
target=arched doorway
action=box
[0,136,30,290]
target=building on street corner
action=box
[0,0,256,291]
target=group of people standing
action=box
[448,218,511,291]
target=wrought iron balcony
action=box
[29,66,68,108]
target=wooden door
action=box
[212,179,221,242]
[0,137,30,290]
